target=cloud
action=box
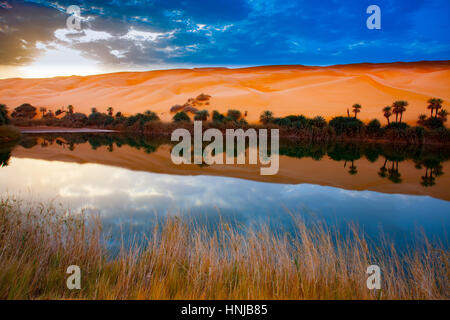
[0,0,449,74]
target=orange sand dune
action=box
[11,142,450,201]
[0,61,449,123]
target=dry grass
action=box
[0,197,448,300]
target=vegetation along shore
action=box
[1,96,449,145]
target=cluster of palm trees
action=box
[382,101,409,125]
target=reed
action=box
[0,197,448,300]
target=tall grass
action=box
[0,197,448,300]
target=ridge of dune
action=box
[0,61,449,123]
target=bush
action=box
[125,111,159,127]
[329,116,364,135]
[173,111,191,123]
[421,117,445,129]
[0,104,10,125]
[367,119,381,134]
[62,113,88,127]
[385,122,410,130]
[311,116,327,129]
[212,110,226,123]
[273,117,291,127]
[11,103,37,119]
[194,110,209,121]
[260,110,274,125]
[227,110,242,122]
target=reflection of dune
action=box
[0,61,449,123]
[11,142,450,201]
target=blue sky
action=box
[0,0,449,76]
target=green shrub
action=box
[11,103,37,119]
[194,110,209,121]
[173,111,191,123]
[367,119,381,134]
[0,104,10,125]
[212,110,226,123]
[329,116,364,135]
[227,109,242,121]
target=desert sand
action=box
[0,61,449,124]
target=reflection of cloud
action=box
[1,157,449,244]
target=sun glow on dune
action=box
[19,42,103,78]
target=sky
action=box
[0,0,449,78]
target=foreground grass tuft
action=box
[0,197,448,300]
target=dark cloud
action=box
[0,1,66,65]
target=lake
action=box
[1,133,449,250]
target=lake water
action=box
[1,133,449,249]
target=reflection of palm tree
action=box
[378,158,388,178]
[434,164,444,177]
[421,167,436,187]
[418,160,444,187]
[348,160,358,175]
[388,161,402,184]
[107,144,114,152]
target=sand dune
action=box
[0,61,449,123]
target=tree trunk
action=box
[400,112,403,123]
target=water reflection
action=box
[0,133,449,250]
[2,133,449,189]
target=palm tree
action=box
[392,100,408,123]
[107,107,114,116]
[427,98,443,118]
[68,105,74,114]
[382,106,392,125]
[39,107,47,117]
[259,110,274,124]
[91,107,98,114]
[352,104,362,119]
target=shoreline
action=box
[18,126,117,133]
